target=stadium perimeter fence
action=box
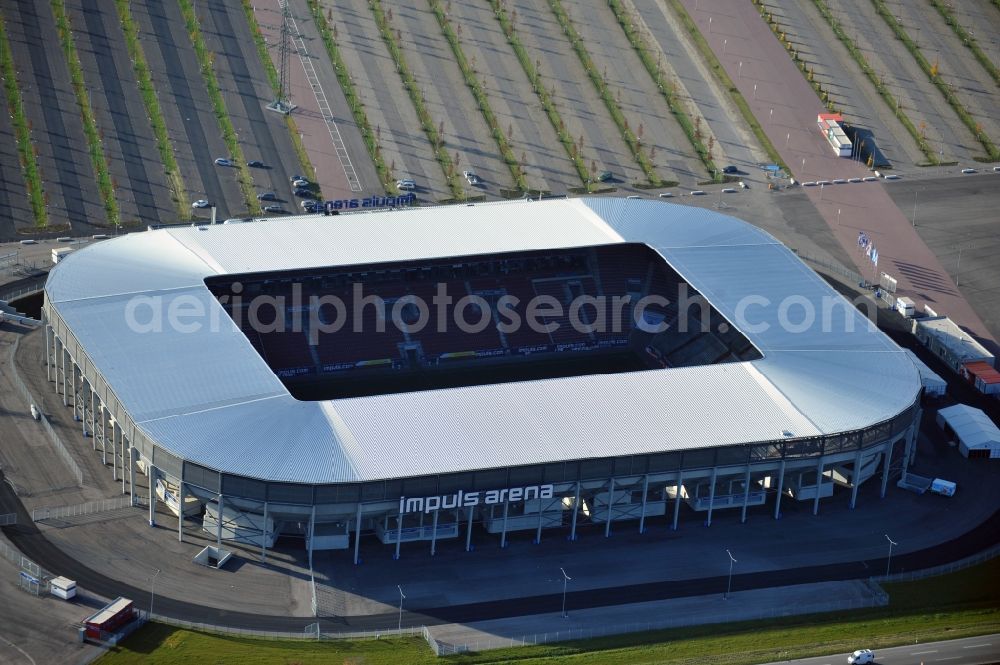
[31,495,137,523]
[7,334,84,486]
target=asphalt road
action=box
[0,83,31,238]
[138,0,236,218]
[73,0,169,226]
[760,635,1000,665]
[202,0,297,203]
[5,0,101,232]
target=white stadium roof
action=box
[45,198,921,484]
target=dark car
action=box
[293,188,314,198]
[597,170,613,182]
[256,192,277,201]
[289,174,303,183]
[722,165,739,174]
[263,205,284,213]
[247,160,266,168]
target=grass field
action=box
[95,558,1000,665]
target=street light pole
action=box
[911,188,922,227]
[560,567,571,618]
[884,535,897,578]
[957,245,965,286]
[397,585,406,632]
[725,549,737,600]
[150,568,160,619]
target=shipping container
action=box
[84,597,135,639]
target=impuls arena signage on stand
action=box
[398,484,555,514]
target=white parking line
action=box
[961,644,991,648]
[912,650,938,655]
[935,657,961,661]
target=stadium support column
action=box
[260,501,268,560]
[394,509,403,560]
[69,362,77,417]
[216,495,224,546]
[79,378,87,436]
[638,475,649,534]
[534,499,544,545]
[672,470,684,530]
[110,420,118,482]
[430,509,439,557]
[500,501,510,548]
[774,459,786,519]
[178,482,185,542]
[308,506,316,569]
[604,478,616,538]
[128,445,136,506]
[812,457,825,516]
[45,325,52,382]
[740,462,752,524]
[59,340,66,406]
[90,391,96,449]
[121,434,127,495]
[148,464,157,527]
[569,482,581,541]
[849,445,864,509]
[705,467,718,527]
[353,503,363,564]
[101,408,108,466]
[880,439,895,498]
[466,506,474,552]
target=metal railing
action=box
[7,336,84,486]
[149,613,424,641]
[877,542,1000,583]
[793,249,866,286]
[32,495,136,523]
[0,513,16,526]
[0,537,54,582]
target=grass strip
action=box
[0,13,46,227]
[177,0,260,214]
[429,0,526,192]
[608,0,715,181]
[927,0,1000,87]
[547,0,660,186]
[869,0,998,160]
[668,0,787,172]
[307,0,393,192]
[50,0,119,227]
[113,0,187,218]
[369,0,462,198]
[798,0,936,163]
[488,0,590,188]
[97,558,1000,664]
[239,0,318,190]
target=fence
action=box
[32,495,136,523]
[0,513,16,526]
[877,542,1000,583]
[0,274,46,302]
[792,249,866,286]
[149,613,425,642]
[422,590,889,655]
[0,537,54,586]
[7,335,84,486]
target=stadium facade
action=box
[41,198,922,562]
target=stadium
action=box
[40,198,922,563]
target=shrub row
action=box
[488,0,590,187]
[113,0,187,217]
[50,0,119,227]
[927,1,999,94]
[668,0,787,172]
[177,0,260,213]
[239,0,318,189]
[547,0,660,186]
[429,0,527,192]
[307,0,393,191]
[0,13,46,227]
[869,0,998,160]
[369,0,461,198]
[607,0,715,180]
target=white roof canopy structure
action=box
[936,404,1000,458]
[45,198,921,484]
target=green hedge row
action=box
[307,0,393,191]
[607,0,714,180]
[669,0,787,172]
[547,0,660,186]
[870,0,998,160]
[113,0,188,217]
[51,0,119,227]
[797,0,936,163]
[927,1,999,90]
[177,0,260,213]
[0,13,47,227]
[370,0,461,198]
[488,0,590,187]
[239,0,318,189]
[429,0,526,192]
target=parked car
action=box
[289,174,303,183]
[293,188,314,198]
[256,192,277,201]
[463,170,480,185]
[597,170,613,182]
[191,199,210,209]
[301,200,319,211]
[847,649,875,665]
[247,160,266,168]
[292,178,310,188]
[214,158,234,167]
[263,205,284,213]
[396,179,416,190]
[722,165,738,174]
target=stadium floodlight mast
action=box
[560,567,571,618]
[885,534,897,578]
[397,584,406,632]
[724,549,737,600]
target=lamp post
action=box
[956,244,965,286]
[397,584,406,632]
[725,549,737,600]
[911,187,923,227]
[723,38,727,54]
[837,208,841,225]
[884,534,897,578]
[560,567,571,618]
[738,60,743,78]
[150,568,160,619]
